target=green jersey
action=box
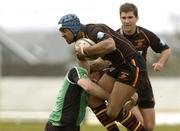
[48,66,89,126]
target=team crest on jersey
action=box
[119,71,129,80]
[134,39,144,49]
[97,32,105,40]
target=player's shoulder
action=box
[67,66,88,83]
[76,66,88,73]
[116,28,120,33]
[84,24,97,36]
[137,26,152,33]
[137,26,159,38]
[84,23,108,30]
[69,66,87,74]
[84,23,96,30]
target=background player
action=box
[117,3,171,131]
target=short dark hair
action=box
[119,3,138,17]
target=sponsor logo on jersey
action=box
[97,32,105,40]
[160,39,166,46]
[134,39,145,49]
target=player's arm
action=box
[76,37,116,61]
[152,48,171,71]
[84,37,116,57]
[147,30,171,71]
[77,59,90,73]
[77,78,109,100]
[150,37,171,71]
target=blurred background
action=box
[0,0,180,128]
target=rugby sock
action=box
[116,109,147,131]
[92,103,120,131]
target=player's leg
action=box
[124,93,144,125]
[97,73,115,93]
[107,81,136,118]
[138,78,155,131]
[138,96,155,131]
[140,108,155,131]
[130,105,144,125]
[107,82,146,131]
[45,122,62,131]
[88,73,120,131]
[62,125,80,131]
[123,93,144,131]
[89,99,120,131]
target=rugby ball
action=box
[75,38,95,48]
[74,38,98,60]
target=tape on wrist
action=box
[80,46,86,56]
[81,47,89,57]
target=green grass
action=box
[0,122,180,131]
[81,124,180,131]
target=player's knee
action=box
[106,108,119,119]
[88,96,104,108]
[144,122,155,131]
[107,110,117,119]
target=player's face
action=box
[59,28,74,44]
[120,11,138,35]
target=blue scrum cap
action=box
[58,14,82,37]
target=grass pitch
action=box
[0,122,180,131]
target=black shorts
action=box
[45,122,80,131]
[137,77,155,108]
[106,55,146,90]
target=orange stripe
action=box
[140,30,150,44]
[105,122,117,129]
[121,111,132,124]
[134,122,141,131]
[96,109,107,116]
[131,59,139,87]
[131,59,136,66]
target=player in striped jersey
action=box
[117,3,171,131]
[58,14,148,131]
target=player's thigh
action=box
[62,126,80,131]
[130,106,144,125]
[107,81,136,115]
[88,95,104,108]
[140,108,155,128]
[98,73,115,93]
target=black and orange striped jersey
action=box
[82,24,144,68]
[117,26,170,61]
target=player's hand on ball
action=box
[74,38,98,61]
[75,45,86,61]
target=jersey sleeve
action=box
[67,67,88,84]
[85,24,111,43]
[147,30,170,53]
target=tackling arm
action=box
[77,78,109,100]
